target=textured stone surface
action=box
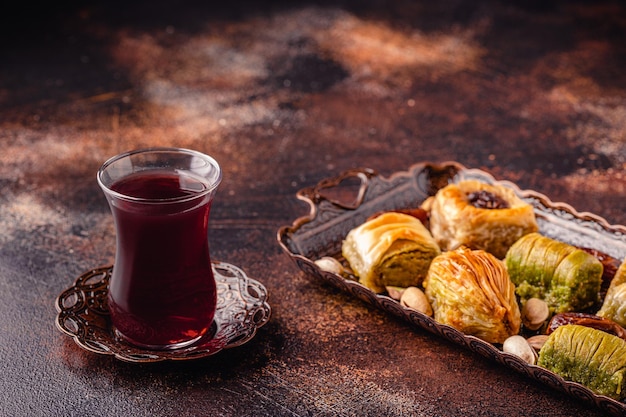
[1,1,625,416]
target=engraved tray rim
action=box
[55,260,271,363]
[277,161,626,416]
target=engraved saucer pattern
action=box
[55,261,271,363]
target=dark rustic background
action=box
[1,1,625,416]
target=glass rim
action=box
[97,147,222,204]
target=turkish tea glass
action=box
[97,147,222,349]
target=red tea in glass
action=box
[98,148,222,349]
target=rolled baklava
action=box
[597,258,626,326]
[538,324,626,401]
[342,212,440,293]
[505,232,603,313]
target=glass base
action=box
[113,328,206,351]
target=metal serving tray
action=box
[278,161,626,416]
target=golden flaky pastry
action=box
[426,180,538,259]
[598,258,626,326]
[342,212,440,293]
[423,246,521,344]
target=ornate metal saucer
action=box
[55,261,271,363]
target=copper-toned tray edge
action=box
[277,161,626,416]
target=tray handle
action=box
[297,167,379,210]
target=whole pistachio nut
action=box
[315,257,348,275]
[400,287,433,316]
[522,298,550,331]
[386,286,406,301]
[503,335,538,365]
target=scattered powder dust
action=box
[1,131,69,175]
[561,171,626,195]
[3,5,624,247]
[563,101,626,163]
[233,360,439,417]
[140,78,279,136]
[529,40,626,165]
[99,6,487,143]
[108,32,168,80]
[0,194,63,245]
[317,12,486,80]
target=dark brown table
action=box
[1,1,625,416]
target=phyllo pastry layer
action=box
[538,324,626,401]
[505,232,603,313]
[427,180,538,259]
[342,212,440,293]
[598,258,626,327]
[423,246,521,344]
